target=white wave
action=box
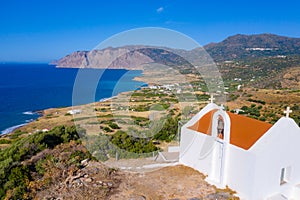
[23,111,35,115]
[1,123,28,135]
[99,97,109,102]
[98,96,117,102]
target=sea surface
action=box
[0,63,146,134]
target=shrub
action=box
[108,122,120,129]
[110,131,158,153]
[0,139,11,144]
[0,125,81,199]
[103,127,113,132]
[247,98,266,105]
[153,117,178,142]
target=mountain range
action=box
[205,33,300,61]
[52,33,300,68]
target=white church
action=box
[179,99,300,200]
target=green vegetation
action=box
[235,104,284,124]
[102,126,113,132]
[131,116,150,127]
[153,116,178,142]
[95,107,108,112]
[0,126,84,199]
[110,131,158,153]
[239,104,262,119]
[108,121,120,129]
[84,133,159,161]
[84,115,180,161]
[8,129,27,140]
[196,94,210,101]
[151,103,170,111]
[219,56,300,89]
[247,98,266,105]
[182,106,193,119]
[287,104,300,125]
[0,139,11,144]
[228,94,240,101]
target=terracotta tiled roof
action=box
[188,110,273,150]
[188,110,216,135]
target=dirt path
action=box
[111,165,237,200]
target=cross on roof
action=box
[209,94,215,104]
[284,106,292,118]
[220,104,225,110]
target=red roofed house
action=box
[179,103,300,200]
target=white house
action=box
[179,103,300,200]
[67,109,82,115]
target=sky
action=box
[0,0,300,62]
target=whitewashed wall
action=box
[225,145,256,199]
[249,118,300,199]
[179,128,214,175]
[179,103,219,175]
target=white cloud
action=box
[156,7,164,13]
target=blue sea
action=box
[0,63,145,134]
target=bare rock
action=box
[107,182,113,187]
[85,178,93,183]
[128,195,146,200]
[81,158,90,167]
[205,192,231,200]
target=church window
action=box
[280,166,291,185]
[217,116,224,139]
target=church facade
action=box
[179,103,300,199]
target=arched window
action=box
[217,116,224,139]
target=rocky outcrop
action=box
[54,47,155,69]
[51,51,89,68]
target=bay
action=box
[0,63,145,134]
